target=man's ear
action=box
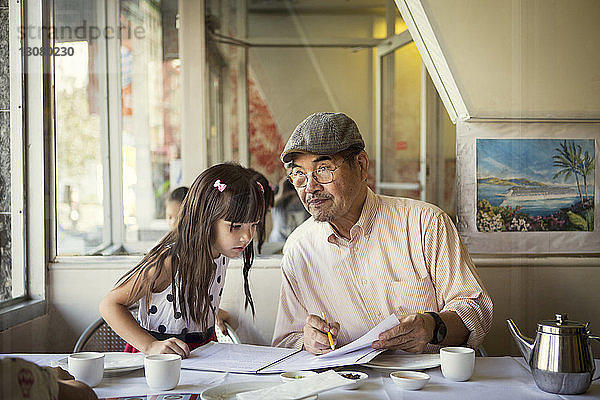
[357,152,369,181]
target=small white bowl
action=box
[337,370,368,390]
[280,370,317,382]
[390,371,430,390]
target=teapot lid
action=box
[537,314,588,335]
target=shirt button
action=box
[362,280,368,286]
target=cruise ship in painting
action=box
[501,186,578,200]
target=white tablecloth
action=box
[3,354,599,399]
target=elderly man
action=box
[271,112,493,355]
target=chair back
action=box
[74,308,139,352]
[74,318,128,352]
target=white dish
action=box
[337,370,368,389]
[201,382,317,400]
[390,370,430,390]
[365,352,440,371]
[55,352,145,375]
[280,370,317,382]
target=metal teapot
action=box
[507,314,600,394]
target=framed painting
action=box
[456,121,599,254]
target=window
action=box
[0,0,23,305]
[54,0,181,255]
[0,0,48,330]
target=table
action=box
[3,354,599,399]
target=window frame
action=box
[0,0,50,330]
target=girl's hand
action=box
[216,308,231,335]
[146,338,190,358]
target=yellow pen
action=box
[321,312,335,350]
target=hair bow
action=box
[256,181,264,194]
[213,179,227,192]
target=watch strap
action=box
[425,311,447,344]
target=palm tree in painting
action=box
[553,140,583,203]
[578,149,595,201]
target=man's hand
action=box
[302,314,340,355]
[216,308,231,335]
[145,338,190,358]
[372,313,435,353]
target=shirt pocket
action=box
[378,276,437,315]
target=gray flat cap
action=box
[281,112,365,163]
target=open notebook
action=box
[181,314,399,374]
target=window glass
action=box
[0,109,11,300]
[120,0,181,250]
[0,11,13,301]
[1,1,24,302]
[381,41,422,184]
[54,0,181,254]
[54,0,106,255]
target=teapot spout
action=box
[507,319,535,363]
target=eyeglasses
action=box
[287,160,346,188]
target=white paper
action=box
[235,370,352,400]
[319,314,400,358]
[183,342,298,374]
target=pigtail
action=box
[242,243,256,316]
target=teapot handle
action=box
[591,336,600,381]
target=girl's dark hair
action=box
[248,169,274,253]
[168,186,189,203]
[118,163,265,328]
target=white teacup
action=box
[144,354,181,391]
[68,352,105,387]
[440,346,475,382]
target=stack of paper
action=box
[182,314,400,374]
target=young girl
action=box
[99,163,265,358]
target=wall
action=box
[2,256,599,358]
[418,0,600,119]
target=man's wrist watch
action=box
[425,311,447,345]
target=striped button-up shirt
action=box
[272,189,493,352]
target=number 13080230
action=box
[20,46,75,56]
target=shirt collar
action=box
[325,187,377,244]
